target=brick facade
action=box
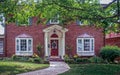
[106,37,120,47]
[65,23,104,56]
[5,22,104,57]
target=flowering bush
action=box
[73,54,78,58]
[32,53,39,58]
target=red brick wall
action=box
[6,23,46,57]
[106,37,120,47]
[6,20,104,57]
[65,23,104,56]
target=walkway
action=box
[17,61,70,75]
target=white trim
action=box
[15,38,33,56]
[77,37,95,56]
[0,40,3,54]
[45,32,48,56]
[43,25,68,59]
[50,15,59,24]
[43,25,68,32]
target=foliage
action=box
[0,61,49,75]
[0,0,120,33]
[89,56,104,63]
[100,46,120,63]
[32,53,40,58]
[59,64,120,75]
[11,54,44,64]
[114,57,120,64]
[11,55,29,62]
[64,59,75,64]
[63,54,70,59]
[33,57,43,63]
[75,58,90,64]
[36,43,43,57]
[65,45,73,58]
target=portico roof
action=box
[43,25,68,32]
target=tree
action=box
[0,0,120,33]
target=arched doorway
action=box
[43,25,68,59]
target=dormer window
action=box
[0,13,5,25]
[76,20,83,25]
[50,15,59,24]
[16,17,32,26]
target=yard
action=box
[59,64,120,75]
[0,61,49,75]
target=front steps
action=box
[49,56,64,61]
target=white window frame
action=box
[77,38,95,56]
[50,15,59,24]
[0,13,5,25]
[15,38,33,56]
[0,40,3,54]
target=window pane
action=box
[28,39,32,51]
[0,41,3,54]
[20,39,27,51]
[78,39,82,51]
[50,15,59,24]
[84,39,90,51]
[91,39,94,51]
[17,40,19,51]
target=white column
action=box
[62,32,65,59]
[45,32,48,56]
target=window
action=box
[16,17,32,26]
[77,38,94,56]
[0,13,5,25]
[0,41,3,54]
[50,15,59,24]
[16,38,33,56]
[76,20,83,25]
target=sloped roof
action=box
[78,33,93,38]
[43,25,68,32]
[106,32,120,39]
[16,34,32,38]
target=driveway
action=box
[17,61,70,75]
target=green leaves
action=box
[0,0,119,33]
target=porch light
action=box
[53,28,56,34]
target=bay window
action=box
[0,41,3,54]
[77,38,94,56]
[16,38,33,56]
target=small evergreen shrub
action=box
[33,57,43,63]
[100,46,120,62]
[11,55,17,60]
[89,56,104,63]
[64,59,75,64]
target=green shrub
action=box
[43,60,49,64]
[64,59,75,64]
[89,56,104,63]
[33,57,43,64]
[11,55,17,60]
[28,58,34,62]
[64,54,70,59]
[100,46,120,62]
[11,55,30,62]
[76,58,90,63]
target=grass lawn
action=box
[59,64,120,75]
[0,61,49,75]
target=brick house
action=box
[106,33,120,47]
[0,15,104,59]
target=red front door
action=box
[51,40,58,56]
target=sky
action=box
[100,0,113,4]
